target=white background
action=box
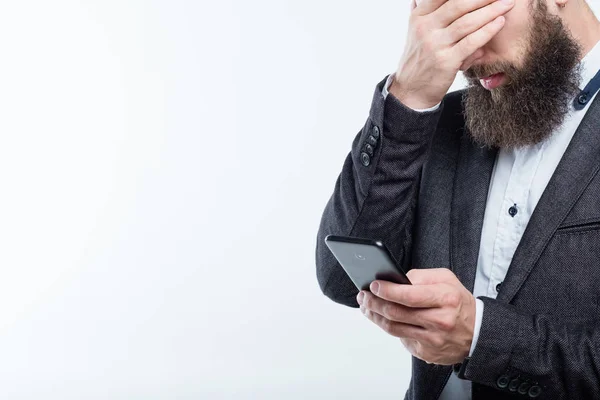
[0,1,597,399]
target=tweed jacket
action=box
[315,73,600,399]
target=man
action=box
[315,0,600,398]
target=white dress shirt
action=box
[382,36,600,399]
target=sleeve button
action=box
[372,125,380,139]
[360,152,371,167]
[508,378,520,392]
[367,134,378,146]
[496,374,510,389]
[363,143,374,156]
[528,385,542,398]
[518,382,531,395]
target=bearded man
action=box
[315,0,600,398]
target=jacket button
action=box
[508,378,520,392]
[518,382,531,394]
[363,143,374,156]
[528,385,542,398]
[372,125,380,139]
[496,374,510,389]
[360,152,371,167]
[367,134,378,146]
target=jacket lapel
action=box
[450,92,600,303]
[450,122,498,293]
[497,93,600,303]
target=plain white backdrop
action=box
[0,1,598,398]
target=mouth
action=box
[479,72,506,90]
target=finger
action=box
[452,15,506,64]
[411,0,416,11]
[362,291,426,327]
[432,0,502,28]
[361,304,427,340]
[413,0,450,16]
[459,49,484,71]
[373,280,448,307]
[443,0,514,45]
[406,268,456,285]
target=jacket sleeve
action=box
[463,295,600,398]
[314,73,445,308]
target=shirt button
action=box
[496,282,502,292]
[578,93,589,105]
[508,204,518,217]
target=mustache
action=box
[463,60,518,82]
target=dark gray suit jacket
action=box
[315,73,600,400]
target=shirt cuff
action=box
[469,298,484,357]
[381,72,441,112]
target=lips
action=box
[479,72,506,90]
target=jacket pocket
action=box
[554,217,600,234]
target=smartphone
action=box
[324,234,412,291]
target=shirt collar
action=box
[577,37,600,91]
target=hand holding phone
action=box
[324,235,411,291]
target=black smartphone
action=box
[324,234,412,291]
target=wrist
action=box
[388,78,439,109]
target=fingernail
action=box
[370,281,380,295]
[357,291,364,304]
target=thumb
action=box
[406,268,456,285]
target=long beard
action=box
[461,0,584,150]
